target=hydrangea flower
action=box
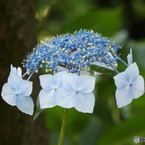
[1,65,34,115]
[114,63,144,108]
[57,72,96,113]
[39,72,62,109]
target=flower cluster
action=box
[23,29,121,74]
[39,72,96,113]
[1,29,145,116]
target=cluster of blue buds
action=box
[22,29,121,74]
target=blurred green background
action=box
[1,0,145,145]
[35,0,145,145]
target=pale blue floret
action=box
[113,63,144,108]
[23,29,121,73]
[1,65,34,115]
[39,72,62,109]
[56,72,96,113]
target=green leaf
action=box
[79,115,104,145]
[90,64,117,77]
[97,112,145,145]
[33,97,46,121]
[94,99,115,127]
[90,69,96,77]
[61,8,122,37]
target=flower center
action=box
[16,93,20,97]
[76,90,79,94]
[129,84,133,87]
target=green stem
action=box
[58,108,68,145]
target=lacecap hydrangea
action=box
[3,29,143,116]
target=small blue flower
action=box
[1,65,34,115]
[114,63,144,108]
[39,72,62,109]
[57,72,96,113]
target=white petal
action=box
[114,72,129,89]
[125,63,139,81]
[41,41,54,49]
[17,67,22,77]
[80,71,90,75]
[61,73,78,91]
[1,83,16,106]
[77,75,96,93]
[39,75,53,90]
[131,76,144,99]
[39,74,61,90]
[10,64,16,74]
[74,92,95,113]
[18,80,33,96]
[92,59,117,70]
[53,72,63,86]
[115,88,133,108]
[39,89,57,109]
[8,72,22,87]
[127,48,133,65]
[57,88,75,108]
[10,64,22,77]
[58,66,69,72]
[16,95,34,115]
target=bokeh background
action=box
[0,0,145,145]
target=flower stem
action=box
[117,57,129,67]
[58,108,68,145]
